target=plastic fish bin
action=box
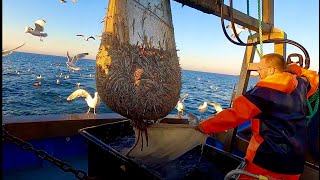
[79,119,244,180]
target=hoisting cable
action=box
[2,126,95,180]
[306,89,319,126]
[219,0,310,69]
[246,0,263,57]
[257,0,263,57]
[229,0,264,58]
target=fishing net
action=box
[96,0,181,121]
[122,123,208,168]
[95,0,201,166]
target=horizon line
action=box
[13,50,241,76]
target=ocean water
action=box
[2,52,258,120]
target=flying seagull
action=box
[60,0,67,3]
[226,23,248,39]
[2,43,26,57]
[66,51,88,71]
[67,89,100,115]
[67,51,89,64]
[76,34,95,41]
[25,19,48,41]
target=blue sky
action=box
[3,0,319,75]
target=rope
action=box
[246,0,263,58]
[257,0,263,57]
[221,0,311,69]
[306,89,319,126]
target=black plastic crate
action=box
[79,119,244,180]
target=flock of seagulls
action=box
[175,94,224,125]
[2,1,104,116]
[76,34,95,41]
[4,1,229,118]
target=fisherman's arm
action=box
[287,63,319,97]
[197,95,261,134]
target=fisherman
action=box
[195,53,319,180]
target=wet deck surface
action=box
[3,155,88,180]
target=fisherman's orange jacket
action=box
[200,64,319,176]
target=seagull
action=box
[76,34,95,41]
[72,0,78,3]
[56,79,60,85]
[76,83,81,88]
[176,93,189,116]
[33,82,42,87]
[60,0,67,3]
[36,75,42,80]
[198,101,208,120]
[185,110,201,126]
[66,51,88,71]
[2,43,26,57]
[25,20,48,41]
[67,89,100,115]
[208,102,223,114]
[198,101,208,113]
[226,23,248,39]
[67,51,88,64]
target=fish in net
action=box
[96,0,206,166]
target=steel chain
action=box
[2,128,95,180]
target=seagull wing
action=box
[34,20,46,32]
[2,43,26,57]
[87,36,95,41]
[66,51,73,62]
[76,34,85,37]
[73,53,89,63]
[67,89,92,101]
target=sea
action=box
[2,52,258,120]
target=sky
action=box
[2,0,319,75]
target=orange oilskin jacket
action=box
[200,67,318,179]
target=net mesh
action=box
[96,0,181,121]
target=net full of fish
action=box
[96,0,206,166]
[96,0,181,122]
